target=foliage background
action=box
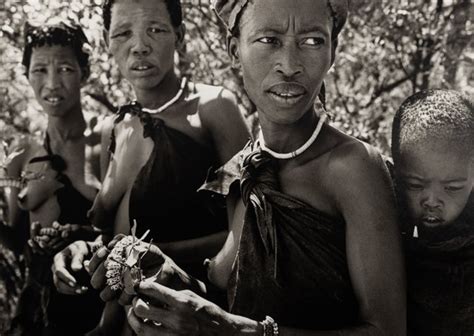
[0,0,473,330]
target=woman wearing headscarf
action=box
[87,0,406,334]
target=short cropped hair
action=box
[392,89,474,163]
[102,0,183,31]
[22,19,91,80]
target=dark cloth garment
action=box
[405,194,474,336]
[9,134,103,336]
[0,243,24,334]
[110,102,226,280]
[201,142,359,329]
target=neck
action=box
[47,104,86,142]
[259,109,319,153]
[135,71,180,109]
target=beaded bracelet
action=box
[261,316,279,336]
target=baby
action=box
[391,89,474,335]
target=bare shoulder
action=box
[193,83,240,120]
[324,133,392,200]
[327,135,386,178]
[192,83,249,164]
[194,83,237,106]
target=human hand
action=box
[52,240,96,295]
[88,234,203,305]
[30,221,98,255]
[127,281,254,336]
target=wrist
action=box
[227,312,263,336]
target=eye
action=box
[445,185,464,192]
[301,37,325,46]
[59,66,74,73]
[149,26,168,34]
[31,67,46,74]
[111,30,131,39]
[405,182,424,191]
[257,36,279,45]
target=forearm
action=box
[158,231,227,264]
[232,318,396,336]
[278,323,393,336]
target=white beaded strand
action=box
[258,111,327,160]
[142,77,188,114]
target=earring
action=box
[413,225,418,238]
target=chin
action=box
[130,76,163,91]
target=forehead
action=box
[398,141,473,177]
[30,45,78,64]
[110,0,171,27]
[240,0,332,34]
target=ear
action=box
[174,24,185,49]
[330,39,338,67]
[226,35,240,69]
[80,68,90,86]
[103,29,110,49]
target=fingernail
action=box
[75,288,84,294]
[69,281,76,287]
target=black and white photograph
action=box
[0,0,473,335]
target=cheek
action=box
[401,191,421,215]
[29,78,42,95]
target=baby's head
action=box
[392,89,474,229]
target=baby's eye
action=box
[445,185,464,192]
[301,37,325,46]
[405,182,423,191]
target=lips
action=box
[130,61,155,72]
[43,94,64,106]
[420,214,444,227]
[266,82,307,106]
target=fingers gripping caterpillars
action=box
[105,222,153,294]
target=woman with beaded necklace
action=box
[53,0,248,334]
[91,0,407,335]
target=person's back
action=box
[391,89,474,335]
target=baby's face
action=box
[397,142,474,228]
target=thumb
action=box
[136,280,176,307]
[71,250,85,272]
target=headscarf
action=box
[211,0,349,40]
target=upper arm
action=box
[200,88,250,165]
[98,115,116,182]
[328,142,406,334]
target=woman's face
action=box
[230,0,333,125]
[28,45,83,118]
[107,0,180,93]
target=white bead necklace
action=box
[258,111,327,160]
[141,77,188,114]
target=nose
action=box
[45,70,61,90]
[420,189,442,210]
[275,42,303,78]
[131,32,151,56]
